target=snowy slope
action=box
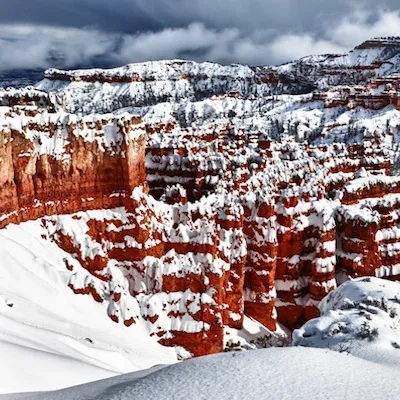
[3,347,400,400]
[0,342,115,394]
[293,277,400,365]
[0,221,176,394]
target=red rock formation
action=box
[144,124,396,332]
[337,189,400,280]
[0,112,147,228]
[41,190,247,357]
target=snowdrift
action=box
[3,347,400,400]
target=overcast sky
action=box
[1,0,400,70]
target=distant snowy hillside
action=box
[36,60,312,115]
[275,38,400,89]
[3,347,400,400]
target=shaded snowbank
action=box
[3,347,400,400]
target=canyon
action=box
[2,38,400,358]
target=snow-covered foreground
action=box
[0,342,116,394]
[2,217,400,397]
[0,222,176,394]
[3,347,400,400]
[0,212,284,394]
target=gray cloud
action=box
[1,1,400,70]
[3,0,399,34]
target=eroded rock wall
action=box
[0,110,147,228]
[38,190,246,356]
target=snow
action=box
[343,173,400,194]
[337,204,380,224]
[0,222,176,394]
[293,277,400,366]
[275,38,400,89]
[0,342,114,394]
[376,264,400,278]
[44,60,256,82]
[36,61,274,115]
[224,316,289,350]
[0,106,144,160]
[3,347,400,400]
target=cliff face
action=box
[38,61,312,115]
[0,107,147,228]
[337,176,400,280]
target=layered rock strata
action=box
[0,107,146,228]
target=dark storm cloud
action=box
[0,0,161,32]
[1,0,400,70]
[1,0,398,33]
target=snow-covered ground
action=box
[293,277,400,366]
[224,316,290,351]
[0,342,115,394]
[3,347,400,400]
[0,222,176,394]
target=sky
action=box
[2,0,400,70]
